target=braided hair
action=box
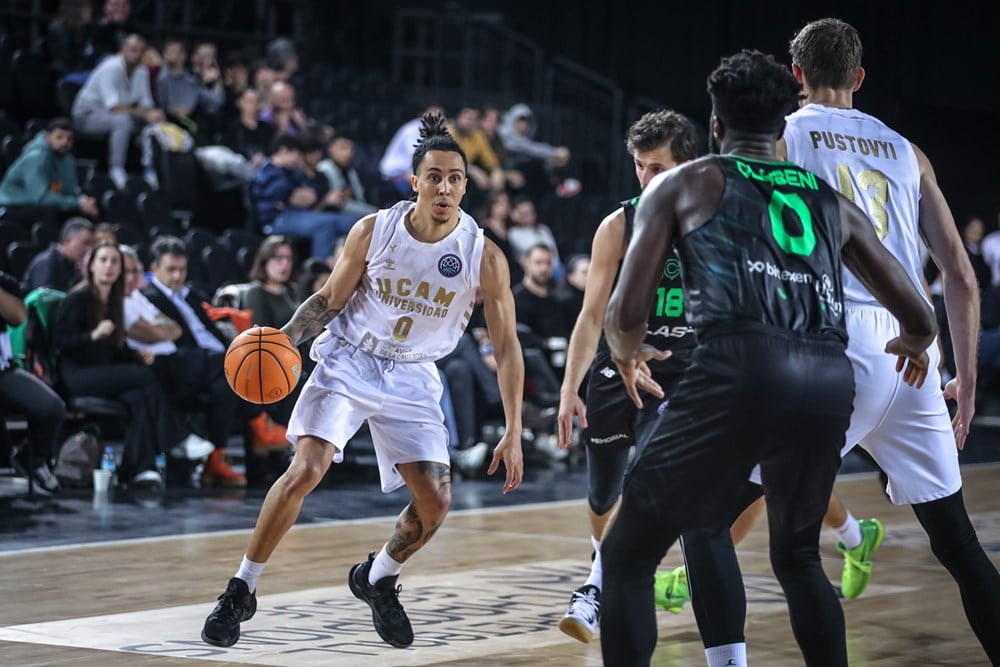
[410,111,468,175]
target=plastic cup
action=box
[93,469,112,493]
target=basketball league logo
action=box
[438,254,463,277]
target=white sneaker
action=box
[109,167,128,190]
[558,584,600,643]
[171,434,215,460]
[131,469,163,488]
[32,465,61,493]
[451,441,488,477]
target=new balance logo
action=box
[599,366,616,378]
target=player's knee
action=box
[588,490,618,517]
[281,459,326,495]
[424,484,451,519]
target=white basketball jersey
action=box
[784,103,925,305]
[326,200,484,362]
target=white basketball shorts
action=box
[839,303,960,505]
[286,332,449,492]
[748,303,960,505]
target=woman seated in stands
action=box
[53,239,210,488]
[243,235,299,330]
[242,235,301,427]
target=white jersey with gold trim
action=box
[325,200,484,362]
[784,103,925,305]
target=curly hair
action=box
[410,111,468,175]
[707,49,802,136]
[789,18,863,90]
[625,110,699,162]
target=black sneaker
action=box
[348,552,414,648]
[201,577,257,647]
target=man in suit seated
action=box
[142,235,247,487]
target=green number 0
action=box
[768,190,816,256]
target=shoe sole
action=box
[558,615,594,643]
[348,563,413,648]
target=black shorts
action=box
[583,351,682,453]
[623,326,854,532]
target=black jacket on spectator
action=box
[22,246,81,294]
[223,117,277,160]
[53,288,142,366]
[141,284,228,349]
[512,283,571,340]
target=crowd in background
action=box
[0,1,596,493]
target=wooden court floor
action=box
[1,465,997,666]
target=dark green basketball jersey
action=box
[677,156,847,339]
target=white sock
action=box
[834,512,862,550]
[368,545,404,585]
[109,166,127,190]
[235,555,266,593]
[705,642,747,667]
[584,535,602,589]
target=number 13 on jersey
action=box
[836,163,889,240]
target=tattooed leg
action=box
[389,461,452,562]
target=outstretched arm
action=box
[281,215,374,345]
[480,239,524,493]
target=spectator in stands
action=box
[379,103,443,194]
[0,269,66,494]
[156,38,225,146]
[121,244,179,355]
[297,257,330,299]
[478,190,521,284]
[513,243,571,340]
[962,216,991,291]
[447,105,505,212]
[222,50,250,118]
[558,253,589,325]
[299,134,366,227]
[90,0,138,61]
[0,118,99,226]
[243,235,298,331]
[46,0,96,82]
[242,235,301,426]
[141,235,250,486]
[194,87,274,187]
[22,217,95,293]
[250,60,277,105]
[437,332,500,476]
[260,81,309,138]
[53,240,209,488]
[481,103,525,192]
[71,33,165,190]
[316,133,378,220]
[506,195,562,271]
[266,37,306,101]
[93,222,117,245]
[252,135,355,261]
[511,244,568,409]
[499,103,579,200]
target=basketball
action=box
[224,326,302,404]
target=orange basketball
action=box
[224,326,302,404]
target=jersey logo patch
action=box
[599,366,616,378]
[438,254,463,278]
[663,258,681,279]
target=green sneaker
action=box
[653,566,689,613]
[837,517,885,599]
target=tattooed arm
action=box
[281,214,375,346]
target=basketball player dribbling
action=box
[201,113,525,650]
[780,18,1000,664]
